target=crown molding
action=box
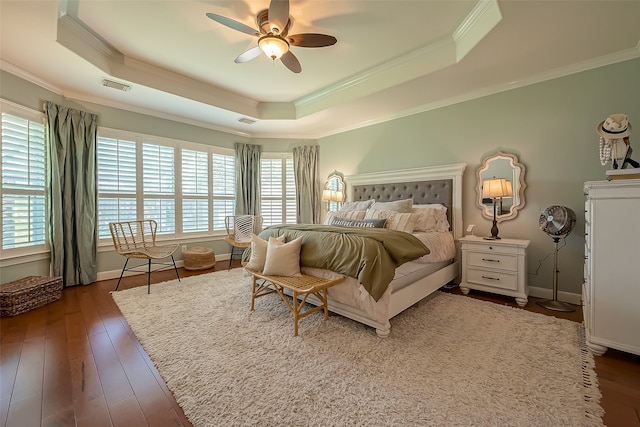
[453,0,502,61]
[314,47,640,140]
[64,88,251,138]
[1,60,63,95]
[294,0,503,119]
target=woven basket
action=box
[183,246,216,271]
[1,276,63,317]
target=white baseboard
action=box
[528,286,582,306]
[96,253,231,282]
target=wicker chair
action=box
[109,220,180,293]
[224,215,262,270]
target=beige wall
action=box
[318,58,640,295]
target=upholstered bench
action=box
[183,246,216,271]
[1,276,63,317]
[250,271,345,336]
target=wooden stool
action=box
[250,272,345,336]
[183,246,216,270]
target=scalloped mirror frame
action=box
[325,171,345,211]
[475,151,526,222]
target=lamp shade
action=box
[258,35,289,60]
[504,180,513,198]
[482,178,510,198]
[322,189,334,201]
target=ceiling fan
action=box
[206,0,337,73]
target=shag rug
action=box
[112,269,603,427]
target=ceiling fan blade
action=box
[206,13,260,37]
[268,0,289,34]
[281,51,301,73]
[234,46,262,63]
[288,33,337,48]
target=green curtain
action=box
[45,101,98,286]
[234,142,262,215]
[293,145,321,224]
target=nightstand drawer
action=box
[467,251,517,271]
[466,268,518,291]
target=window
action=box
[212,153,235,231]
[97,129,236,240]
[1,108,47,252]
[182,149,209,233]
[142,143,175,234]
[97,137,137,238]
[261,155,296,227]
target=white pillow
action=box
[369,198,413,213]
[324,210,366,225]
[263,236,303,277]
[365,209,417,233]
[339,200,374,211]
[244,234,285,272]
[412,204,449,232]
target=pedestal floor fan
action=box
[537,205,577,312]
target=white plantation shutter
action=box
[182,149,209,232]
[261,156,296,227]
[261,158,282,227]
[212,153,235,231]
[97,137,137,238]
[143,143,175,233]
[143,143,175,194]
[1,112,46,249]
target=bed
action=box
[257,163,466,337]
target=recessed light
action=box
[102,79,131,92]
[238,117,256,125]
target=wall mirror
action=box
[323,171,345,211]
[475,151,526,222]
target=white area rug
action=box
[112,269,603,427]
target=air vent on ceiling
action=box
[102,79,131,92]
[238,117,256,125]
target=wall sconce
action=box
[482,177,512,239]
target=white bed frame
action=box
[322,163,467,337]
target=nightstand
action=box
[458,236,530,306]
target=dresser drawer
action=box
[467,251,517,271]
[466,267,518,291]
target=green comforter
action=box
[250,224,430,302]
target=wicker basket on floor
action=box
[0,276,63,317]
[183,246,216,271]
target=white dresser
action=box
[459,236,530,306]
[583,179,640,356]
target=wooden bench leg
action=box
[293,290,299,337]
[251,275,257,311]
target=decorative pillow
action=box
[262,236,303,277]
[412,204,449,232]
[339,200,374,211]
[369,198,413,213]
[365,209,417,233]
[323,210,366,225]
[331,217,387,228]
[244,234,286,272]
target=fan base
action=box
[536,299,575,312]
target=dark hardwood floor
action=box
[2,262,639,427]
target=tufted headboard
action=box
[344,164,466,239]
[351,179,453,225]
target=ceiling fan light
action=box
[258,35,289,60]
